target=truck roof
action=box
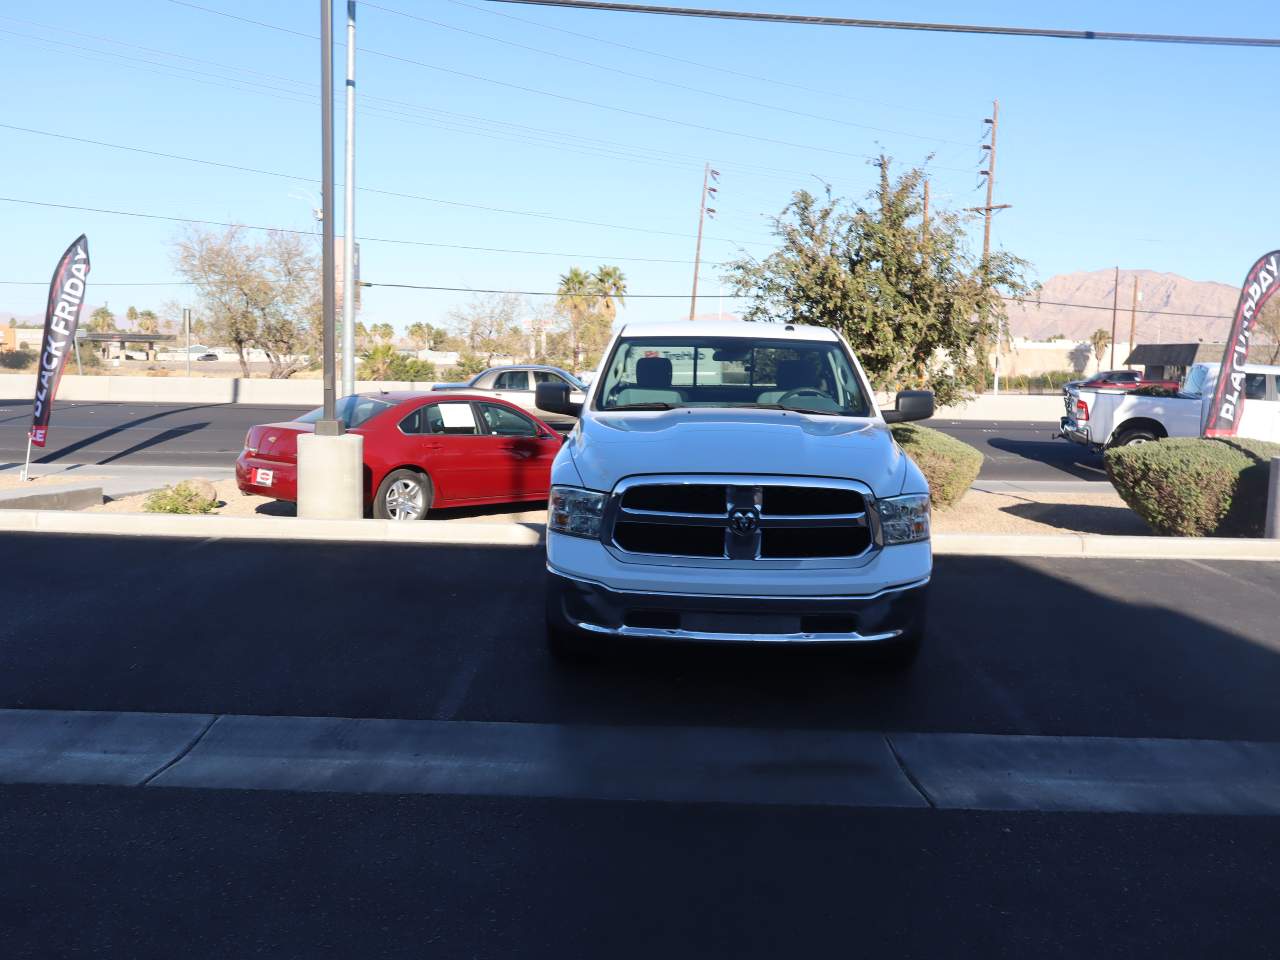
[616,319,839,342]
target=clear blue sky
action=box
[2,0,1276,330]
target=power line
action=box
[0,197,729,264]
[161,0,977,169]
[364,1,973,146]
[483,0,1280,47]
[0,22,911,192]
[0,279,1242,317]
[443,0,971,120]
[0,123,773,245]
[364,282,746,297]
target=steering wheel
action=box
[776,387,828,405]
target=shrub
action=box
[891,423,983,509]
[143,481,218,515]
[1105,437,1280,537]
[0,348,34,370]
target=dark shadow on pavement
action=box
[96,422,210,465]
[987,436,1108,481]
[34,403,217,465]
[0,539,1276,742]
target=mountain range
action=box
[1004,269,1239,344]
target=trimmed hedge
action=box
[891,423,983,509]
[1105,437,1280,537]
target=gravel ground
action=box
[88,478,547,524]
[931,489,1149,536]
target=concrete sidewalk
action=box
[6,708,1280,816]
[0,462,233,500]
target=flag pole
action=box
[21,434,32,482]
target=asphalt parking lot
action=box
[0,398,1097,481]
[4,536,1280,958]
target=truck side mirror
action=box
[536,381,583,418]
[882,390,934,424]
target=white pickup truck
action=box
[534,320,936,668]
[1059,361,1280,450]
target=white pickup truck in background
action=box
[1059,361,1280,450]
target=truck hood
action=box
[567,408,909,496]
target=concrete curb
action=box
[0,510,544,546]
[0,510,1272,559]
[0,483,103,512]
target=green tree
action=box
[556,266,624,370]
[359,342,398,379]
[88,306,116,333]
[725,159,1031,405]
[1090,328,1112,370]
[1255,298,1280,364]
[593,264,628,325]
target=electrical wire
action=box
[483,0,1280,48]
[0,197,732,264]
[363,1,974,146]
[0,123,774,245]
[442,0,971,120]
[0,279,1241,317]
[160,0,978,169]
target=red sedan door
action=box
[398,399,492,504]
[474,401,561,500]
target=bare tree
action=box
[448,293,526,365]
[1255,299,1280,364]
[174,226,320,378]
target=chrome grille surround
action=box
[603,475,881,568]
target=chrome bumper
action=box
[546,568,928,646]
[1058,416,1092,447]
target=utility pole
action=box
[688,163,718,321]
[183,307,192,378]
[968,100,1011,392]
[1127,275,1141,367]
[1109,266,1120,369]
[970,100,1011,271]
[922,178,930,240]
[341,0,357,398]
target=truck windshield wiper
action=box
[607,402,677,411]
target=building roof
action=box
[619,319,838,341]
[1124,342,1226,366]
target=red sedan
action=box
[235,392,562,520]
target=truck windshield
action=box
[594,336,871,416]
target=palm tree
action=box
[593,265,627,324]
[557,267,595,368]
[1089,328,1112,371]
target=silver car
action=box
[433,365,587,423]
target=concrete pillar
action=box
[296,433,364,520]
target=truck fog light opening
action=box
[549,485,607,539]
[875,494,930,545]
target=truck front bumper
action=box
[546,568,929,646]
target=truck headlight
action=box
[549,485,607,539]
[875,494,930,545]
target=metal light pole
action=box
[341,0,357,397]
[295,0,363,520]
[318,0,340,433]
[183,307,192,377]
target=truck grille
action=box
[610,480,872,560]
